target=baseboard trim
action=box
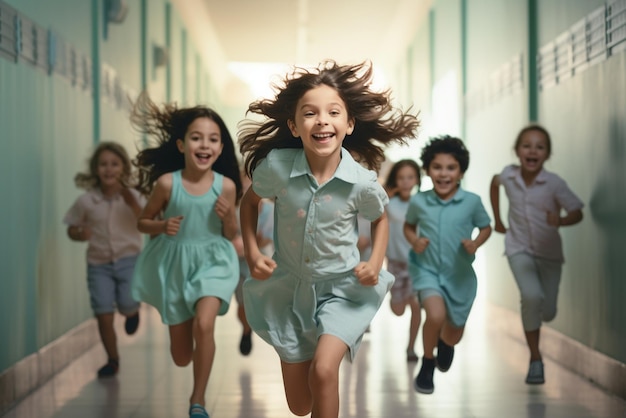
[0,318,98,415]
[490,303,626,399]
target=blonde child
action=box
[63,141,144,377]
[130,94,242,418]
[490,124,583,384]
[238,60,419,418]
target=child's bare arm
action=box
[461,225,492,255]
[240,188,276,279]
[490,175,506,233]
[355,212,388,286]
[137,174,179,235]
[215,177,238,240]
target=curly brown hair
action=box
[238,60,420,177]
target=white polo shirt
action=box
[500,164,584,263]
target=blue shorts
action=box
[87,255,140,315]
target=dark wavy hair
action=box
[384,159,421,190]
[421,135,470,173]
[74,141,134,190]
[130,92,242,202]
[238,60,420,176]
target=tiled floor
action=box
[3,293,625,418]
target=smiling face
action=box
[287,84,355,167]
[515,128,549,177]
[176,117,223,172]
[97,149,125,191]
[427,153,463,201]
[395,165,420,200]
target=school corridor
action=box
[2,291,625,418]
[1,0,626,417]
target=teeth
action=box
[313,133,333,138]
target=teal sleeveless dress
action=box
[132,170,239,325]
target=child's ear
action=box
[287,120,299,138]
[346,117,355,135]
[176,139,184,153]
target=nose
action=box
[316,115,328,125]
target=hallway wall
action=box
[0,0,624,407]
[390,0,625,364]
[0,0,229,377]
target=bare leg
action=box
[190,297,221,406]
[408,297,421,353]
[169,319,194,367]
[281,360,313,416]
[238,303,251,334]
[309,335,348,418]
[525,328,542,361]
[421,296,446,359]
[96,313,118,361]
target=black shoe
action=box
[239,332,252,356]
[414,357,435,394]
[125,312,140,335]
[97,358,119,378]
[436,338,454,372]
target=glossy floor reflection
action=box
[3,294,625,418]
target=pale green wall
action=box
[0,0,228,373]
[403,0,626,363]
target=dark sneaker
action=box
[97,358,119,378]
[526,360,545,384]
[414,357,435,394]
[125,312,140,335]
[239,332,252,356]
[436,338,454,372]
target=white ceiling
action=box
[172,0,430,105]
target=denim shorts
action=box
[87,255,140,315]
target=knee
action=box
[287,403,312,417]
[390,302,406,316]
[542,307,557,322]
[170,348,192,367]
[521,293,544,310]
[193,315,215,337]
[309,359,337,386]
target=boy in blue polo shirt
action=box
[404,135,492,394]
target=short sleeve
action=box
[63,195,86,226]
[405,195,420,225]
[357,175,389,222]
[472,195,492,228]
[251,152,279,199]
[554,177,584,213]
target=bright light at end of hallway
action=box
[228,62,293,100]
[228,61,390,101]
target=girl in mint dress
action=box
[130,93,242,418]
[238,61,419,418]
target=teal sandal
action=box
[189,403,209,418]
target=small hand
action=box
[354,262,379,286]
[249,255,277,280]
[163,215,184,236]
[411,237,430,254]
[120,188,136,207]
[546,211,560,227]
[214,195,233,221]
[494,221,506,234]
[461,239,478,255]
[78,225,92,240]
